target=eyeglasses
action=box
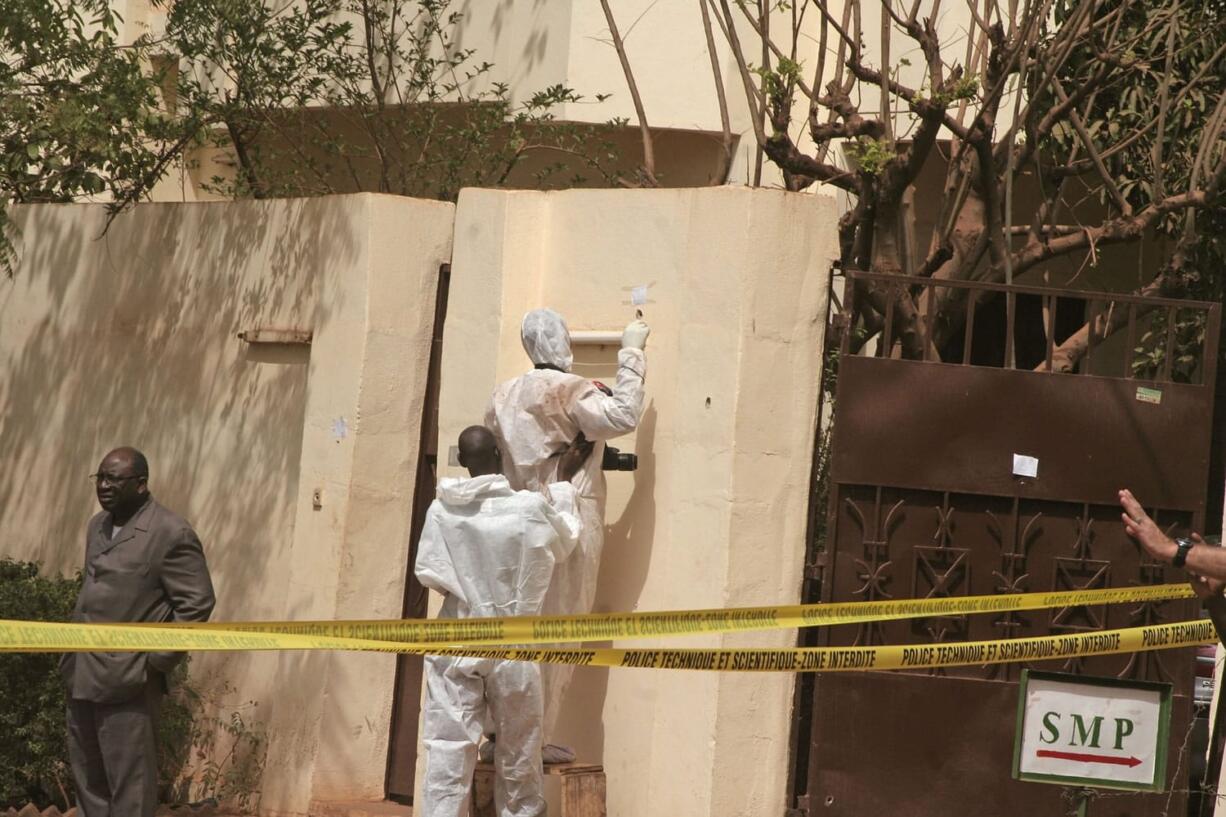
[88,473,143,487]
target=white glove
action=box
[621,319,650,350]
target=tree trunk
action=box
[225,118,265,199]
[866,195,936,360]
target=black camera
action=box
[601,445,638,471]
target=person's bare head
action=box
[457,426,501,478]
[92,447,150,522]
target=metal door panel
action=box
[791,272,1221,816]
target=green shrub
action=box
[0,559,264,813]
[160,679,267,813]
[0,559,80,810]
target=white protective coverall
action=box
[415,474,580,817]
[485,308,646,737]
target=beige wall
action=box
[3,187,836,816]
[451,0,752,133]
[1,198,318,584]
[123,0,761,199]
[113,0,1003,196]
[0,194,454,816]
[118,0,753,136]
[261,195,453,815]
[428,186,837,817]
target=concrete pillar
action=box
[424,186,837,817]
[259,194,454,815]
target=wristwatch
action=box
[1172,537,1195,568]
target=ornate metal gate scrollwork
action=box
[789,271,1221,817]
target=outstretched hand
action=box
[1190,571,1225,601]
[622,319,650,351]
[1119,489,1177,563]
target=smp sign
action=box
[1012,670,1172,791]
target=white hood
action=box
[521,308,573,372]
[436,474,512,506]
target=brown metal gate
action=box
[790,271,1221,816]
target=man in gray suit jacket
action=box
[62,447,215,817]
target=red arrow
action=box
[1036,749,1142,768]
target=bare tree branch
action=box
[1052,38,1226,177]
[754,0,770,186]
[1044,295,1153,373]
[697,0,734,182]
[879,0,894,144]
[599,0,658,185]
[696,0,1224,366]
[1151,13,1180,204]
[884,97,948,199]
[728,1,816,98]
[763,137,859,191]
[1049,79,1131,215]
[713,0,765,137]
[1003,173,1225,282]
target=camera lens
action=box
[601,446,638,472]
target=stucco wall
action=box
[123,0,765,198]
[428,186,837,816]
[121,0,753,136]
[0,194,454,816]
[4,187,836,815]
[451,0,752,133]
[115,0,1001,197]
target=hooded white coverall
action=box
[415,473,580,817]
[485,309,646,737]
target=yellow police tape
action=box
[0,618,1216,673]
[110,583,1197,647]
[0,582,1212,672]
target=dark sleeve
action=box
[148,523,215,673]
[160,524,216,623]
[1204,595,1226,643]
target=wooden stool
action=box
[471,762,607,817]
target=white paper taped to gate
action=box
[1013,454,1039,478]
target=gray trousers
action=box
[66,681,161,817]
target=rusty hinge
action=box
[803,550,828,581]
[785,793,811,817]
[827,310,849,348]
